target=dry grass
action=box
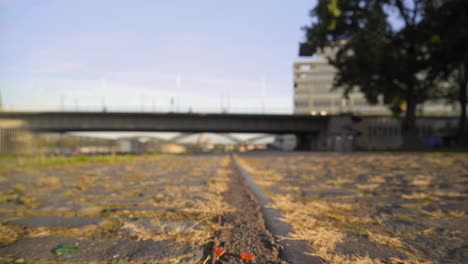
[119,217,226,246]
[0,257,199,264]
[433,190,466,198]
[411,175,432,187]
[357,183,381,191]
[0,154,233,263]
[19,219,119,239]
[271,193,372,263]
[420,209,447,219]
[235,156,284,187]
[448,210,465,218]
[238,153,468,264]
[401,193,435,201]
[367,232,405,251]
[0,224,21,246]
[328,177,353,186]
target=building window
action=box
[294,100,308,108]
[298,73,310,79]
[310,72,334,78]
[298,64,312,71]
[353,99,369,109]
[314,83,331,89]
[313,100,332,108]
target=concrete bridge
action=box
[0,111,344,150]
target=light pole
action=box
[0,87,3,111]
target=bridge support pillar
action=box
[294,133,320,151]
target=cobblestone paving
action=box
[0,155,231,263]
[238,152,468,264]
[2,153,467,264]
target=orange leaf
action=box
[214,246,227,257]
[240,252,256,261]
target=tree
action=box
[453,64,468,143]
[301,0,445,148]
[423,0,468,144]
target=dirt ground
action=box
[238,152,468,264]
[215,159,284,264]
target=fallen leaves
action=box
[240,252,256,261]
[212,245,256,262]
[214,246,226,257]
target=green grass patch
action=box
[0,154,140,172]
[336,221,369,235]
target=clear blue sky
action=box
[0,0,315,113]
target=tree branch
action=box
[394,0,412,26]
[412,0,419,25]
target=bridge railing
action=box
[0,105,294,115]
[0,105,461,117]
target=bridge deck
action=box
[0,112,330,133]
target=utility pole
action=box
[220,91,224,113]
[261,76,267,113]
[175,73,182,112]
[60,95,65,111]
[176,97,180,112]
[0,87,3,111]
[102,96,106,112]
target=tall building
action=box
[293,48,456,116]
[290,47,462,150]
[293,47,389,115]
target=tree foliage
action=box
[423,0,468,142]
[302,0,467,147]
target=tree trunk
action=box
[457,63,467,145]
[401,98,420,150]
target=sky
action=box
[0,0,315,113]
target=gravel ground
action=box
[215,158,284,264]
[238,152,468,264]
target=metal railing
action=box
[0,105,294,115]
